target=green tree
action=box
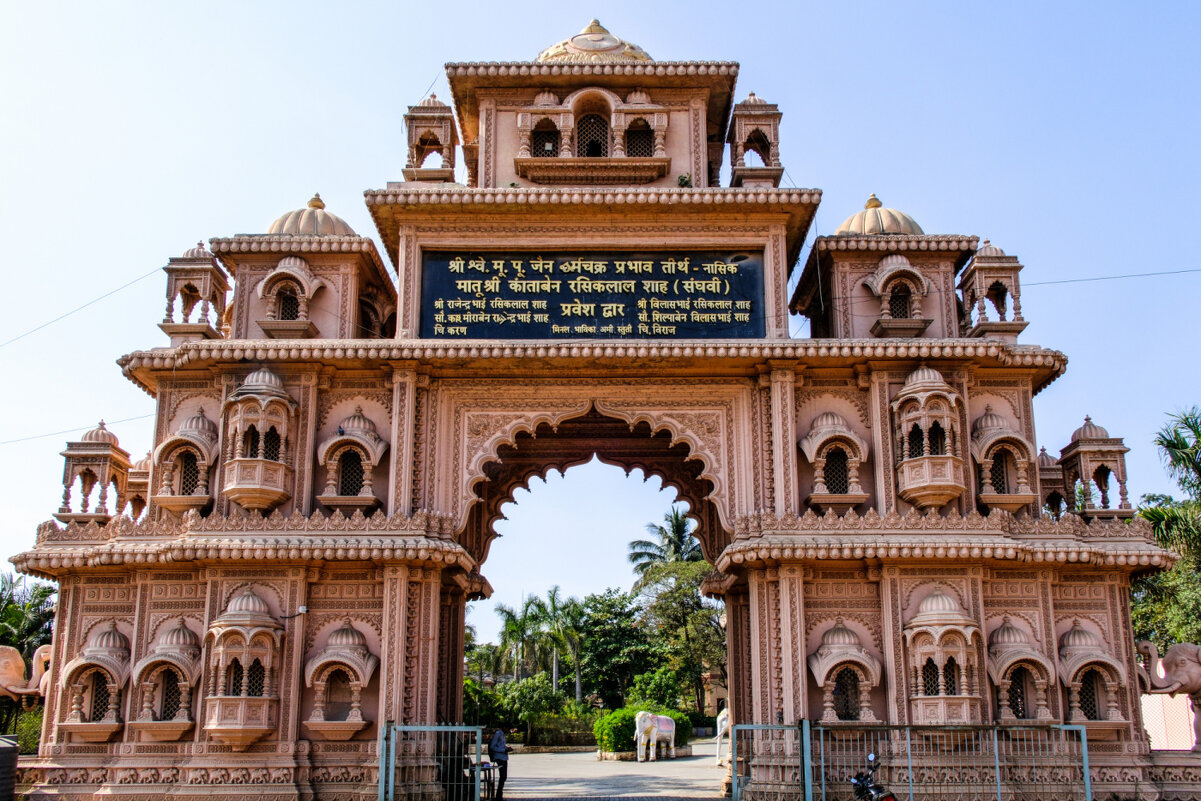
[0,574,55,662]
[1133,407,1201,649]
[495,597,544,681]
[497,672,565,743]
[577,589,664,708]
[627,505,703,588]
[626,666,682,708]
[637,560,726,714]
[528,586,587,701]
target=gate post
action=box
[801,719,813,801]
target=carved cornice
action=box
[208,235,389,286]
[718,508,1171,571]
[15,509,470,579]
[116,339,1068,395]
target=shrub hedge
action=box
[592,706,690,752]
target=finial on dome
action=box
[865,194,882,209]
[98,420,106,429]
[1083,415,1092,424]
[308,193,325,210]
[984,404,992,413]
[583,18,608,33]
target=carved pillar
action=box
[748,568,784,723]
[380,565,442,724]
[725,587,752,726]
[770,367,798,515]
[821,683,836,722]
[389,368,419,517]
[437,584,466,723]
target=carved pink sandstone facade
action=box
[12,19,1200,801]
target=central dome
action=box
[267,194,356,237]
[835,194,924,236]
[536,20,653,64]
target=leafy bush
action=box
[626,666,681,709]
[593,706,690,752]
[15,704,42,754]
[687,710,716,729]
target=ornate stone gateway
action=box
[12,19,1196,801]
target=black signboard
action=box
[420,251,765,339]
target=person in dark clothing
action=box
[488,728,512,801]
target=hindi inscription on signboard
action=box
[420,251,764,339]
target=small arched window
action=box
[990,448,1016,494]
[824,447,849,494]
[576,114,610,158]
[1079,668,1103,721]
[358,301,380,338]
[908,424,925,459]
[159,668,181,720]
[832,667,860,721]
[243,426,260,459]
[263,427,281,461]
[1007,666,1031,719]
[889,285,912,319]
[226,658,244,696]
[922,658,940,696]
[247,659,266,697]
[928,423,947,456]
[326,668,354,722]
[338,450,365,496]
[89,671,111,721]
[626,119,654,158]
[532,119,560,158]
[943,657,960,695]
[178,451,200,496]
[278,288,300,321]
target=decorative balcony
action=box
[128,718,194,742]
[977,490,1038,514]
[256,318,318,339]
[316,493,381,515]
[897,454,965,509]
[513,156,670,185]
[152,492,211,514]
[223,458,293,511]
[203,696,278,750]
[58,720,123,742]
[806,491,870,516]
[908,694,982,726]
[870,316,932,338]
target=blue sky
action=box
[2,2,1199,643]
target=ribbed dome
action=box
[182,241,214,259]
[835,195,924,236]
[267,194,356,237]
[1059,619,1101,649]
[1070,416,1110,442]
[822,619,861,647]
[536,20,652,64]
[234,368,290,400]
[81,421,119,446]
[1037,447,1056,468]
[741,92,769,106]
[416,93,448,108]
[904,364,947,389]
[134,452,152,472]
[339,406,379,439]
[328,620,368,648]
[976,239,1005,257]
[227,588,271,615]
[988,616,1030,647]
[93,622,130,651]
[812,411,849,430]
[972,405,1009,436]
[918,590,961,615]
[159,619,200,648]
[179,408,218,440]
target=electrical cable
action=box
[0,267,162,349]
[0,413,155,447]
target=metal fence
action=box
[379,724,488,801]
[731,722,1091,801]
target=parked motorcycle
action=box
[851,753,897,801]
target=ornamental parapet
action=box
[115,338,1069,393]
[719,507,1170,570]
[15,508,469,579]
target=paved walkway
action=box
[503,740,727,799]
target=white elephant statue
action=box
[0,643,52,705]
[714,707,731,765]
[1137,640,1201,751]
[634,710,676,762]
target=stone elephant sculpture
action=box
[1137,640,1201,751]
[714,707,731,765]
[634,710,676,762]
[0,643,52,705]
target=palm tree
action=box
[1155,407,1201,498]
[495,597,544,681]
[628,505,703,587]
[0,574,54,661]
[528,586,587,699]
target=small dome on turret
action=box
[536,20,652,64]
[134,452,152,472]
[81,421,119,446]
[821,618,861,647]
[812,411,848,430]
[835,195,925,236]
[918,589,961,615]
[903,364,948,390]
[1059,619,1101,649]
[339,407,380,440]
[231,368,291,403]
[1070,416,1110,442]
[416,93,448,108]
[1037,447,1056,467]
[972,405,1009,436]
[328,620,368,648]
[228,588,271,615]
[179,408,218,440]
[182,241,215,259]
[159,619,200,649]
[267,194,356,237]
[92,621,130,652]
[976,239,1005,257]
[988,616,1030,648]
